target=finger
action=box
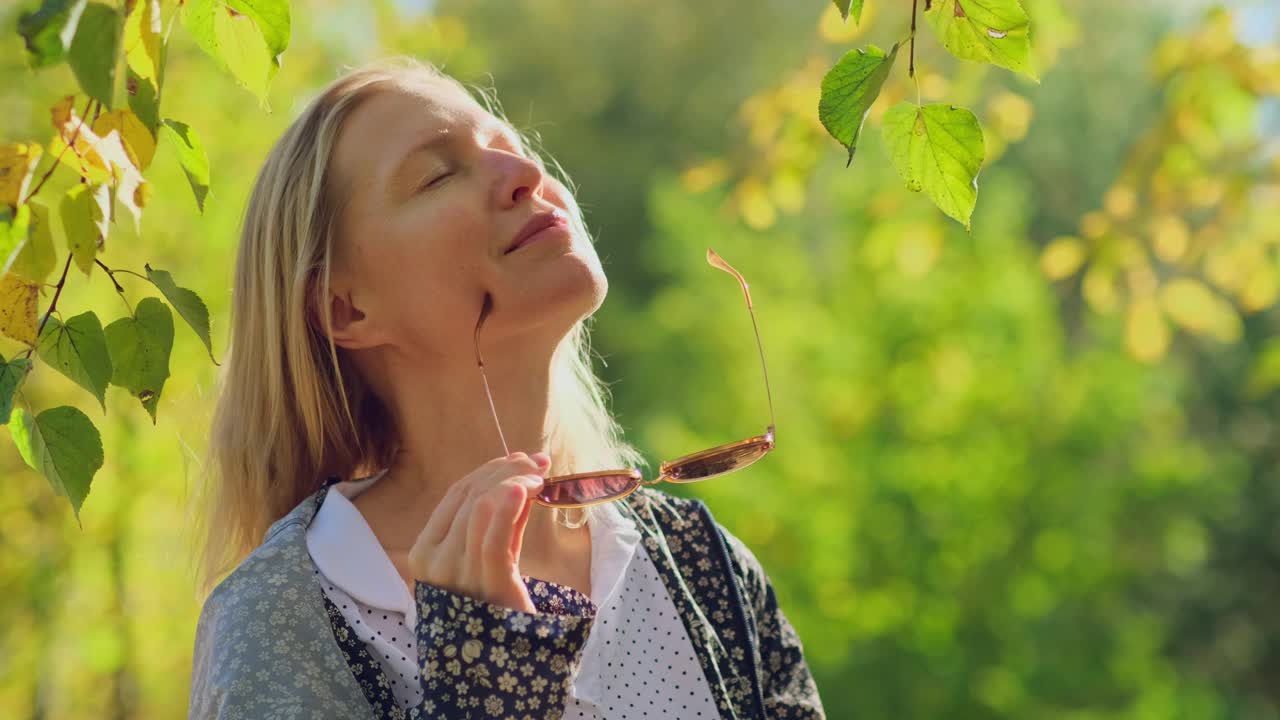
[530,452,551,471]
[463,489,498,570]
[432,487,476,576]
[419,479,468,548]
[443,457,525,552]
[482,481,529,590]
[510,476,543,561]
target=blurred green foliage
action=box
[1,0,1278,718]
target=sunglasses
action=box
[474,247,776,508]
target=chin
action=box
[498,249,607,334]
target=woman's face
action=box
[326,76,607,360]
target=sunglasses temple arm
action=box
[745,301,777,442]
[475,293,511,457]
[707,248,776,442]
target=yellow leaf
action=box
[1125,298,1169,363]
[1204,246,1241,293]
[92,130,147,229]
[1104,185,1137,220]
[1241,265,1278,312]
[919,72,949,102]
[0,272,39,346]
[93,109,156,170]
[1160,277,1242,343]
[0,144,43,208]
[124,0,162,83]
[1149,215,1189,263]
[680,159,728,193]
[735,177,776,230]
[769,171,806,213]
[896,222,942,277]
[819,3,872,43]
[986,91,1034,143]
[1079,211,1109,239]
[49,97,112,184]
[1040,236,1086,279]
[47,98,147,230]
[1082,266,1119,314]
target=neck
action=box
[354,332,579,562]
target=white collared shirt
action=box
[305,471,721,718]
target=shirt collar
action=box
[304,470,420,626]
[304,470,643,628]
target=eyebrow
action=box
[385,118,521,192]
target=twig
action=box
[910,0,919,79]
[21,254,74,360]
[95,259,134,315]
[95,259,124,294]
[111,268,149,281]
[23,99,93,204]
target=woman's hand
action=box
[407,451,550,613]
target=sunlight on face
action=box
[327,76,608,361]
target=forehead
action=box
[331,77,505,191]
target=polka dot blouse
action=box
[306,472,721,718]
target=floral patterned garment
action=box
[323,575,597,719]
[188,484,825,720]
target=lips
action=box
[506,210,567,254]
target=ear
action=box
[308,275,378,351]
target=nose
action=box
[494,150,547,208]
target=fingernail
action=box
[531,452,551,467]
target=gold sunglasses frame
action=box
[474,247,776,508]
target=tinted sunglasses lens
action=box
[538,473,640,506]
[665,440,773,482]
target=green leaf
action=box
[146,264,215,362]
[881,102,985,229]
[17,0,88,68]
[0,354,32,423]
[819,43,899,166]
[924,0,1037,80]
[60,183,110,275]
[126,68,161,135]
[124,0,164,133]
[182,0,280,103]
[1,205,33,276]
[831,0,864,24]
[67,2,124,108]
[37,311,113,411]
[10,405,103,524]
[227,0,290,57]
[160,120,211,212]
[8,202,56,285]
[104,297,173,422]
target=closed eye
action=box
[418,171,452,191]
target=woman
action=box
[187,58,824,719]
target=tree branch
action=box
[21,254,74,360]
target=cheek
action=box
[367,209,489,322]
[373,204,482,277]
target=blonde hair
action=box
[192,58,645,596]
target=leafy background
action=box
[2,0,1279,717]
